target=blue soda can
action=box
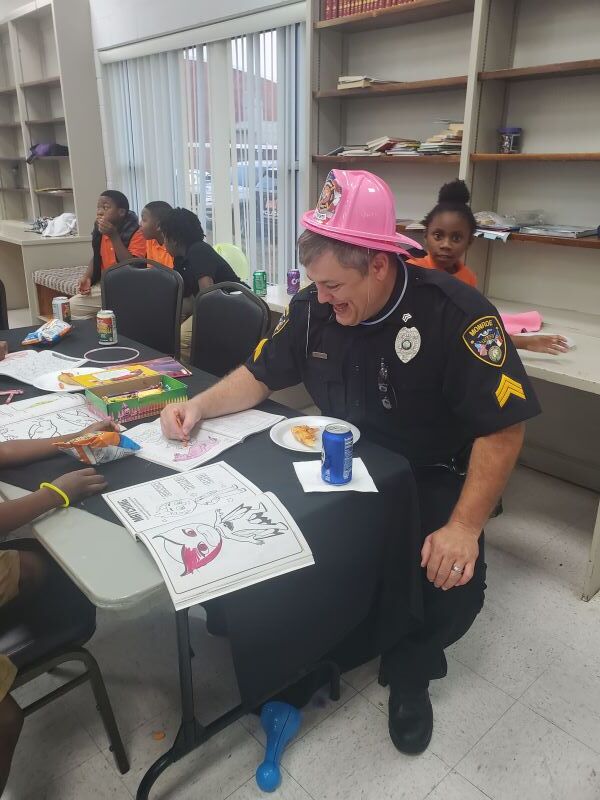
[287,268,300,295]
[321,423,353,485]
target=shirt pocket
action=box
[302,357,346,416]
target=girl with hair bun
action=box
[409,180,569,356]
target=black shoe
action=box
[388,688,433,755]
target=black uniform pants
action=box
[381,468,487,691]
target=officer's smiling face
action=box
[306,250,394,326]
[424,211,473,271]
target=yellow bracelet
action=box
[40,482,70,508]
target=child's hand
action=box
[78,276,92,296]
[523,335,569,355]
[97,218,117,238]
[0,342,7,361]
[52,467,107,505]
[77,419,119,437]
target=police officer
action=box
[161,170,540,754]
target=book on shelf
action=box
[417,121,463,155]
[337,75,399,90]
[324,0,416,17]
[518,225,599,239]
[397,219,425,230]
[329,135,421,158]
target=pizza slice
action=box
[291,424,319,449]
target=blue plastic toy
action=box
[256,702,302,792]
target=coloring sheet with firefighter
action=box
[103,461,313,608]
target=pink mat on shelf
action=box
[500,311,543,335]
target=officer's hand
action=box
[421,521,480,590]
[160,401,201,442]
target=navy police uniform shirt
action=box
[246,259,541,467]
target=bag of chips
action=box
[22,319,72,346]
[55,430,140,465]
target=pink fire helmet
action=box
[301,169,421,256]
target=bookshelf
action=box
[314,75,468,98]
[0,1,105,229]
[308,0,600,596]
[315,0,475,32]
[314,154,460,165]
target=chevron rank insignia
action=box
[495,374,526,408]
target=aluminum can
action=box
[52,296,71,323]
[97,310,118,345]
[287,269,300,295]
[321,423,353,485]
[253,270,268,297]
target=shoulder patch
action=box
[462,315,506,367]
[272,307,289,337]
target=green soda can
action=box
[253,270,267,297]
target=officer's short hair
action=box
[298,230,375,275]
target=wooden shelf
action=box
[0,86,16,97]
[315,0,474,33]
[501,232,600,249]
[314,154,460,165]
[35,189,73,197]
[25,117,65,126]
[480,58,600,82]
[20,76,60,90]
[0,187,29,193]
[397,222,600,249]
[471,153,600,162]
[0,156,24,162]
[315,75,467,99]
[0,122,21,129]
[31,156,70,161]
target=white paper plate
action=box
[269,415,361,453]
[32,367,99,393]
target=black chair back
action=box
[101,258,183,356]
[0,279,8,330]
[191,281,271,377]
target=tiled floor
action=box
[5,465,600,800]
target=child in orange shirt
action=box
[140,201,174,268]
[409,180,569,356]
[70,190,146,320]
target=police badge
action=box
[395,326,421,363]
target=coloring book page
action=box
[126,409,284,472]
[0,394,102,442]
[103,461,261,537]
[0,350,85,389]
[104,465,313,609]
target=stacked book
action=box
[335,136,421,157]
[337,75,392,90]
[418,122,464,155]
[388,139,421,156]
[322,0,419,19]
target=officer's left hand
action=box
[421,522,480,590]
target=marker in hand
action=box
[175,411,189,446]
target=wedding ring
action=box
[451,564,464,574]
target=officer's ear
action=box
[369,251,392,282]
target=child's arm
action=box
[77,258,94,295]
[0,467,107,535]
[0,419,117,468]
[511,334,569,355]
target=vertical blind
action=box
[103,52,185,214]
[103,24,304,283]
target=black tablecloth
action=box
[0,320,423,705]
